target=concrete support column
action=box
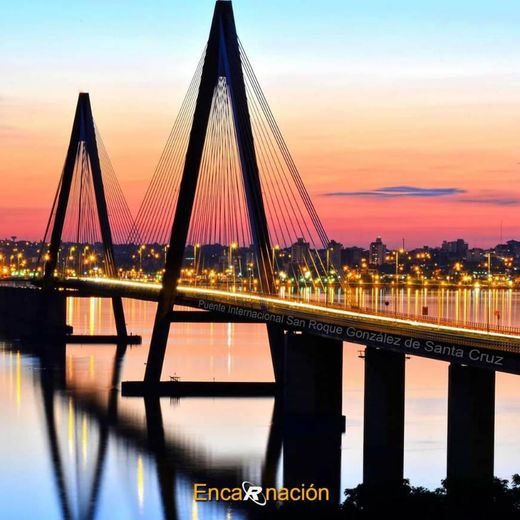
[0,286,68,340]
[447,363,495,503]
[281,331,344,509]
[283,331,343,418]
[267,324,285,385]
[283,422,343,510]
[363,346,405,488]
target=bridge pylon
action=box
[42,92,128,338]
[145,0,280,382]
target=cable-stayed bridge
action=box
[2,0,519,504]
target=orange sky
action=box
[2,0,520,248]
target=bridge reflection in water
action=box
[64,289,520,512]
[0,329,342,518]
[3,290,520,517]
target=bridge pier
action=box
[0,285,69,340]
[363,346,405,490]
[281,331,343,512]
[446,363,495,507]
[283,330,343,424]
[267,324,285,385]
[282,418,343,512]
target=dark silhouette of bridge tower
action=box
[145,0,280,382]
[42,92,127,338]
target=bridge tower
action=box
[145,0,280,382]
[43,92,128,338]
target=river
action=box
[1,288,520,518]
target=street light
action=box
[229,243,237,288]
[66,246,76,274]
[326,246,334,274]
[194,244,200,278]
[486,251,492,279]
[272,245,280,271]
[138,245,146,274]
[303,268,311,287]
[229,242,237,264]
[395,248,404,315]
[486,251,493,331]
[81,245,89,275]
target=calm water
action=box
[2,289,520,518]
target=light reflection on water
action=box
[298,285,519,329]
[0,288,520,518]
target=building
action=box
[494,243,509,258]
[369,237,386,266]
[465,248,485,263]
[326,240,343,272]
[507,240,520,258]
[291,237,310,266]
[341,247,366,268]
[441,239,468,259]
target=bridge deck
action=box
[53,278,520,356]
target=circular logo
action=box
[241,481,267,506]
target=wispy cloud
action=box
[323,185,520,206]
[324,186,466,198]
[458,197,520,206]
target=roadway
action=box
[51,277,520,374]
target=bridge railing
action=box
[182,283,520,337]
[58,276,520,338]
[292,293,520,336]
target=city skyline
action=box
[0,232,517,251]
[2,234,519,283]
[2,0,520,246]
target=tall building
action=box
[441,239,468,259]
[507,240,520,258]
[326,240,343,272]
[466,248,485,262]
[369,237,386,266]
[291,237,310,266]
[342,246,367,268]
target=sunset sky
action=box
[2,0,520,248]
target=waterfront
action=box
[1,288,520,518]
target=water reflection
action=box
[2,289,520,517]
[0,336,343,519]
[305,286,520,329]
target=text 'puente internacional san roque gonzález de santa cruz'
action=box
[2,0,520,503]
